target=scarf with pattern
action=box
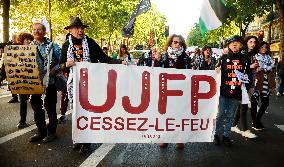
[255,53,274,72]
[31,38,53,91]
[167,46,184,61]
[67,35,90,104]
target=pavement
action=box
[0,81,11,98]
[0,93,283,167]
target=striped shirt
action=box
[261,73,269,97]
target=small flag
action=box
[199,0,229,36]
[122,0,151,37]
[41,17,50,33]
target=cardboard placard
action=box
[4,45,44,94]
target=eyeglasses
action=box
[172,41,181,45]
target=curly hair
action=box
[164,34,186,51]
[16,32,34,44]
[258,41,271,55]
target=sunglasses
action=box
[172,41,181,44]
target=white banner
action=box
[72,62,220,143]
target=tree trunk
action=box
[2,0,10,43]
[239,22,242,36]
[108,35,111,56]
[268,23,272,44]
[276,0,284,60]
[239,21,248,38]
[48,0,52,40]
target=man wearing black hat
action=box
[60,17,120,155]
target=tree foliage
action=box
[186,23,203,47]
[133,6,167,49]
[187,0,279,48]
[187,22,239,48]
[226,0,273,36]
[2,0,166,50]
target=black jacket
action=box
[60,35,120,73]
[199,61,215,70]
[154,52,191,69]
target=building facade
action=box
[246,10,281,61]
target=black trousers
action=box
[233,104,249,131]
[12,94,18,99]
[30,94,47,135]
[44,84,58,134]
[30,84,58,135]
[251,94,270,125]
[19,94,29,124]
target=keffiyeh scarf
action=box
[255,53,274,72]
[31,38,53,91]
[167,46,184,60]
[67,35,90,103]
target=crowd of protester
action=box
[0,16,283,156]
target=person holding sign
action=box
[16,32,34,129]
[199,45,215,70]
[153,34,192,149]
[118,44,135,65]
[0,33,35,129]
[1,43,19,104]
[60,17,121,155]
[28,23,61,143]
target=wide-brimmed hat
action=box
[64,17,89,30]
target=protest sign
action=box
[4,45,43,94]
[72,63,220,143]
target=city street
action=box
[0,87,284,167]
[1,0,284,166]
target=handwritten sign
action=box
[72,63,221,143]
[4,45,43,94]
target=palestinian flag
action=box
[199,0,229,36]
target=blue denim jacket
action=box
[33,38,61,85]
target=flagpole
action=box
[48,0,52,40]
[150,9,158,50]
[154,26,158,49]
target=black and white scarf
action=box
[67,35,90,103]
[31,38,53,90]
[167,46,184,61]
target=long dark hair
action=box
[244,35,258,54]
[118,44,130,59]
[201,45,212,56]
[164,34,186,52]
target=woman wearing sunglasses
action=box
[154,34,191,70]
[154,34,192,149]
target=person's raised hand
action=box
[66,58,75,68]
